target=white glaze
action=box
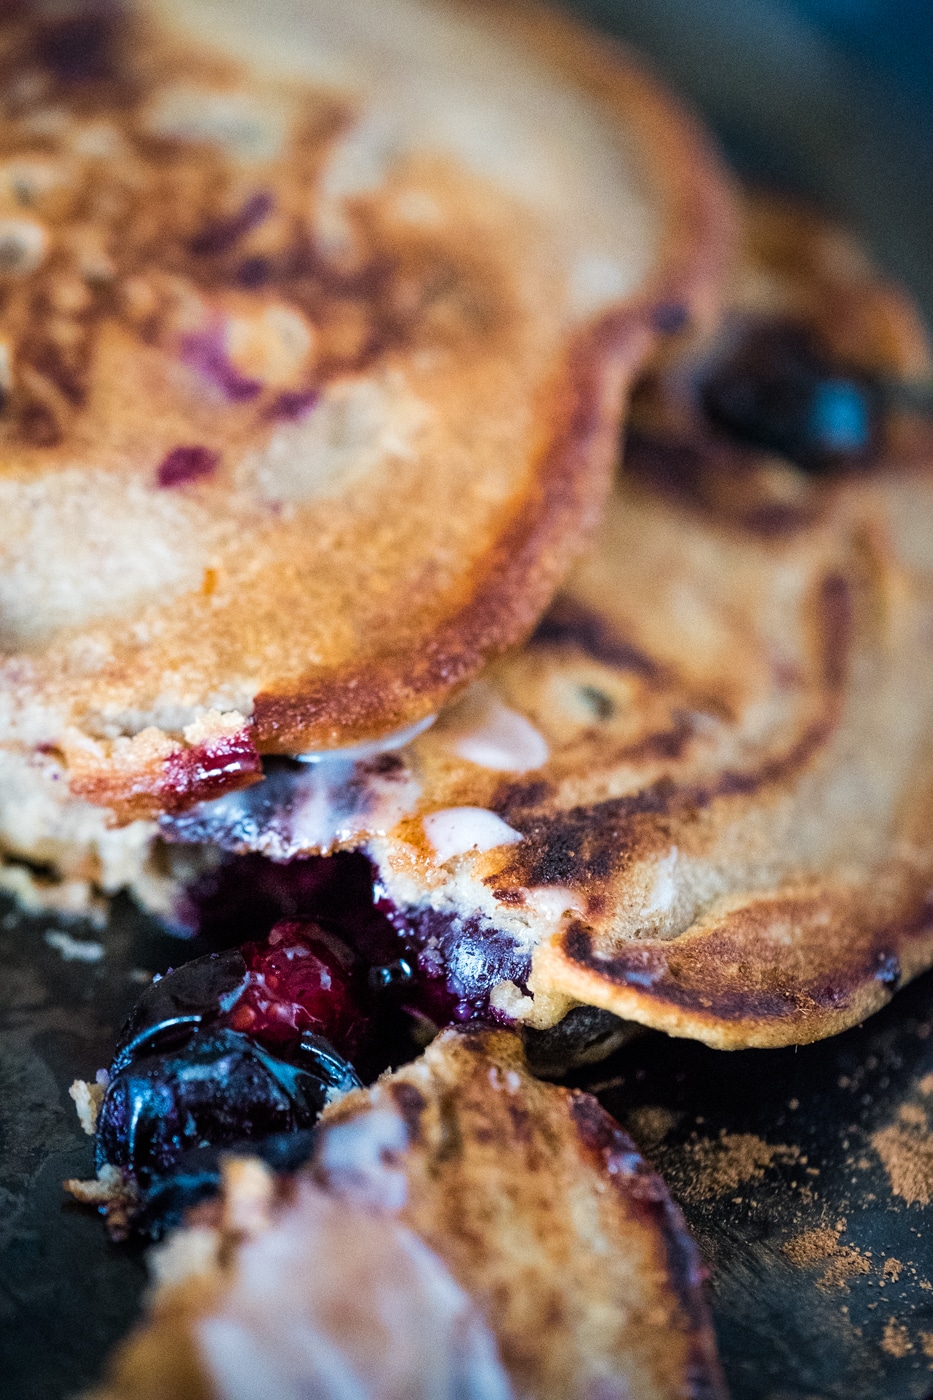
[280,757,421,854]
[317,1108,410,1212]
[196,1180,515,1400]
[436,683,549,772]
[296,713,436,764]
[522,885,584,930]
[423,807,522,864]
[170,747,422,859]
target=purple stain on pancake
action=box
[190,191,274,257]
[181,328,263,403]
[157,445,219,488]
[238,256,272,289]
[268,388,319,422]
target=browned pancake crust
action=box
[91,1029,725,1400]
[0,0,735,821]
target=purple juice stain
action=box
[181,328,263,404]
[190,191,274,258]
[157,444,220,488]
[238,256,272,289]
[268,388,319,422]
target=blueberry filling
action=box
[93,854,536,1233]
[701,319,882,473]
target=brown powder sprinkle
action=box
[872,1122,933,1205]
[626,1105,679,1150]
[673,1132,799,1202]
[882,1258,904,1283]
[919,1331,933,1360]
[919,1074,933,1097]
[782,1219,871,1291]
[881,1319,912,1358]
[820,1249,872,1293]
[783,1225,843,1268]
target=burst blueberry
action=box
[96,1024,360,1184]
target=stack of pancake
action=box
[1,0,931,1395]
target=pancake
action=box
[0,0,734,826]
[89,1027,725,1400]
[169,195,933,1051]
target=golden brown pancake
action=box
[0,0,734,823]
[89,1028,725,1400]
[169,195,933,1052]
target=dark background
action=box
[574,0,933,324]
[3,3,933,1398]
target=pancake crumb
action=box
[69,1077,104,1135]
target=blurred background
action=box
[567,0,933,323]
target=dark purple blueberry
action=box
[112,947,248,1070]
[701,320,881,473]
[96,1025,359,1184]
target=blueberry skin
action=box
[96,1025,360,1184]
[113,950,248,1069]
[702,320,881,474]
[134,1129,319,1240]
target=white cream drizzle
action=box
[423,807,522,864]
[435,682,549,772]
[521,885,584,931]
[296,713,436,764]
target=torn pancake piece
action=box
[0,0,734,821]
[88,1028,725,1400]
[165,195,933,1051]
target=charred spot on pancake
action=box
[531,599,664,681]
[701,318,882,474]
[156,444,219,488]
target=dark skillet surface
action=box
[3,2,933,1397]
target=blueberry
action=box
[96,1025,360,1184]
[701,320,881,474]
[133,1130,319,1240]
[112,947,248,1070]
